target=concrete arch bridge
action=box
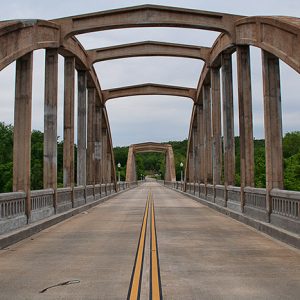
[0,5,300,299]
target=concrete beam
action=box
[88,41,210,63]
[102,83,196,102]
[53,5,242,39]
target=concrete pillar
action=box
[262,50,283,214]
[107,152,112,183]
[94,98,102,184]
[77,70,87,186]
[63,57,75,187]
[203,84,212,183]
[165,152,170,181]
[126,145,136,182]
[237,46,255,192]
[192,124,198,182]
[102,127,108,183]
[44,49,58,190]
[166,146,176,182]
[211,67,222,185]
[13,52,33,218]
[197,104,205,183]
[188,144,194,183]
[222,53,235,186]
[87,87,96,185]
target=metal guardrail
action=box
[164,181,300,234]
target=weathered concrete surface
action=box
[0,182,300,299]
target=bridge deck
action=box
[0,182,300,299]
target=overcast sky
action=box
[0,1,300,146]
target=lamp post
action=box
[180,162,184,183]
[117,163,121,183]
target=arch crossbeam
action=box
[88,41,210,63]
[53,5,243,39]
[102,83,196,102]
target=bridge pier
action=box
[13,52,33,219]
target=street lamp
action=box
[117,163,121,182]
[180,162,184,183]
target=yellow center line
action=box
[150,193,162,300]
[128,194,150,300]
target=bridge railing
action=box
[164,181,300,235]
[0,181,134,236]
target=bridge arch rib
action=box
[53,5,243,39]
[102,83,196,102]
[88,41,210,63]
[125,142,176,182]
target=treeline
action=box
[1,121,300,192]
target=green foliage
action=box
[1,120,300,192]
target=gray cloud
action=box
[0,1,299,146]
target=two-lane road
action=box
[0,182,300,299]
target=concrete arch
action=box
[235,16,300,74]
[125,142,176,182]
[0,20,60,71]
[102,83,196,102]
[53,5,243,39]
[88,41,210,63]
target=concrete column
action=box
[222,53,235,186]
[77,70,87,186]
[126,145,138,182]
[203,84,212,183]
[107,152,112,183]
[165,152,170,181]
[192,124,198,182]
[87,87,95,185]
[211,67,222,185]
[237,46,255,191]
[94,100,102,184]
[197,104,205,183]
[262,50,283,214]
[44,49,58,190]
[188,144,194,183]
[63,57,75,187]
[101,127,108,183]
[13,52,33,218]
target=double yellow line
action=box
[128,192,162,300]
